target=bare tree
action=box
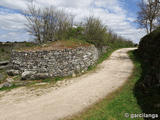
[137,0,160,34]
[25,4,73,44]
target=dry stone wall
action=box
[10,45,98,80]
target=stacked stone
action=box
[9,45,99,80]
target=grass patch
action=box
[0,84,19,91]
[42,77,64,83]
[65,50,144,120]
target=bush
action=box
[67,26,84,40]
[83,16,107,49]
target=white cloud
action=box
[0,0,28,10]
[0,13,26,30]
[0,0,146,43]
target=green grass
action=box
[0,84,19,91]
[66,50,143,120]
[42,77,64,83]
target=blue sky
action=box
[120,0,140,26]
[0,0,146,43]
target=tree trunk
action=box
[150,20,153,33]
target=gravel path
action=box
[0,48,136,120]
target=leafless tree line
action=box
[137,0,160,34]
[25,4,73,44]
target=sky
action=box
[0,0,146,43]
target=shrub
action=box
[67,26,84,40]
[83,16,107,49]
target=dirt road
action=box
[0,48,136,120]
